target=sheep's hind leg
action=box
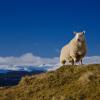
[61,60,66,65]
[80,59,83,65]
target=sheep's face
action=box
[74,31,85,42]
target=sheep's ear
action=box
[83,31,86,35]
[73,32,77,35]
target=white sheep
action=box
[60,31,87,65]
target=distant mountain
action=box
[0,64,59,74]
[0,70,46,87]
[0,69,9,74]
[0,64,59,87]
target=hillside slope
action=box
[0,64,100,100]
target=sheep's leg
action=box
[73,58,76,65]
[69,57,75,65]
[78,60,82,65]
[72,61,74,65]
[81,59,83,65]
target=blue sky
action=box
[0,0,100,58]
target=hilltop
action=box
[0,64,100,100]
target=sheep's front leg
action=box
[71,59,74,65]
[78,59,83,65]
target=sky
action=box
[0,0,100,58]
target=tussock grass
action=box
[0,64,100,100]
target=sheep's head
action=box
[73,31,85,42]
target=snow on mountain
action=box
[38,63,60,71]
[0,64,60,73]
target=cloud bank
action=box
[83,56,100,64]
[0,53,99,66]
[0,53,99,72]
[0,53,59,66]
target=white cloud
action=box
[83,56,100,64]
[0,53,59,66]
[0,53,99,72]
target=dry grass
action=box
[0,64,100,100]
[78,71,95,85]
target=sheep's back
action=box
[60,44,71,62]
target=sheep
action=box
[60,31,87,65]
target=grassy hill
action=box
[0,64,100,100]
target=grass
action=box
[0,64,100,100]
